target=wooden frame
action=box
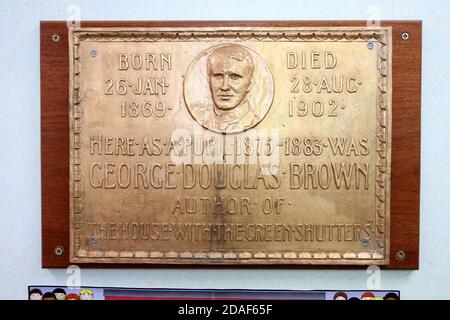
[41,20,421,269]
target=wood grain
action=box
[41,20,421,269]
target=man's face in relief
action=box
[207,45,254,111]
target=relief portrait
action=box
[184,44,274,134]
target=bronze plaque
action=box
[69,27,392,265]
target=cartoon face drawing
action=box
[53,288,66,300]
[29,289,43,300]
[80,288,94,300]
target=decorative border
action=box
[69,27,391,265]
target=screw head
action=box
[401,32,410,41]
[396,250,406,261]
[54,246,64,256]
[91,236,99,245]
[90,49,97,57]
[51,34,61,42]
[367,42,374,50]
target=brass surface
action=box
[69,27,392,265]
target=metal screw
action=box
[54,246,64,256]
[91,236,99,245]
[51,34,61,42]
[396,250,406,261]
[367,42,374,50]
[90,49,97,57]
[401,32,410,41]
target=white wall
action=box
[0,0,449,300]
